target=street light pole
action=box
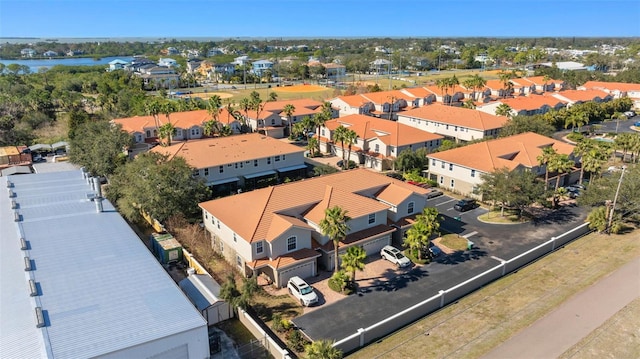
[607,165,626,233]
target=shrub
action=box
[286,329,308,352]
[566,132,584,142]
[271,314,284,333]
[328,270,349,293]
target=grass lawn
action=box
[478,209,526,224]
[346,230,640,359]
[438,234,469,251]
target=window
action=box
[271,119,275,125]
[450,179,455,187]
[256,241,263,254]
[254,160,258,167]
[233,233,237,242]
[441,161,445,169]
[219,166,224,173]
[191,128,200,136]
[267,157,271,164]
[204,168,209,176]
[282,154,286,160]
[193,169,200,177]
[275,155,280,162]
[205,213,209,220]
[216,220,220,229]
[432,159,436,166]
[287,236,297,251]
[455,126,458,132]
[408,201,415,214]
[471,169,476,177]
[368,213,375,224]
[146,130,151,137]
[440,176,444,184]
[236,255,242,267]
[449,164,453,171]
[375,144,380,153]
[235,163,238,169]
[446,124,449,130]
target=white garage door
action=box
[361,235,391,256]
[278,260,315,288]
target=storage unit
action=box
[150,232,183,264]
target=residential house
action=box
[20,48,36,57]
[399,87,438,107]
[166,47,179,55]
[477,95,566,117]
[207,48,224,57]
[370,58,392,74]
[330,90,418,120]
[484,79,518,99]
[186,58,202,74]
[252,60,274,77]
[158,58,178,68]
[232,55,250,66]
[320,114,443,171]
[550,89,613,107]
[151,133,307,195]
[199,169,432,287]
[65,50,83,56]
[330,94,376,117]
[323,63,347,82]
[108,59,129,71]
[396,104,508,142]
[136,66,181,90]
[426,132,577,197]
[422,83,471,106]
[112,109,242,155]
[578,81,640,109]
[43,50,58,57]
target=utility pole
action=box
[607,165,626,233]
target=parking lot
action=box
[292,193,589,343]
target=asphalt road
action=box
[293,195,589,342]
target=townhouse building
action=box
[396,104,508,142]
[578,81,640,109]
[199,169,432,288]
[550,89,613,107]
[477,95,566,117]
[426,132,577,198]
[151,133,307,195]
[319,114,443,171]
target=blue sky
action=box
[1,0,639,38]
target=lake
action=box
[0,56,134,73]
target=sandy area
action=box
[274,84,328,93]
[182,92,234,100]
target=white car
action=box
[287,276,318,306]
[380,245,412,268]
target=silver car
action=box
[287,276,318,306]
[381,245,412,268]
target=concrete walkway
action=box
[483,258,640,359]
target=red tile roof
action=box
[400,104,507,130]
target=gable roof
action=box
[332,94,373,107]
[199,169,430,243]
[399,104,508,131]
[550,89,611,103]
[261,98,325,118]
[150,133,305,168]
[427,132,575,172]
[112,109,237,133]
[359,90,416,105]
[496,94,566,111]
[324,114,443,147]
[579,81,640,93]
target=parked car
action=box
[426,189,443,199]
[287,276,318,307]
[454,198,477,212]
[380,245,412,268]
[634,121,640,127]
[428,243,443,258]
[624,110,636,118]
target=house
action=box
[65,50,83,56]
[578,81,640,109]
[199,168,433,288]
[477,95,566,117]
[422,83,471,105]
[426,132,577,197]
[329,90,418,120]
[112,109,242,154]
[20,48,36,57]
[400,87,438,107]
[150,133,307,195]
[43,50,58,57]
[136,66,181,89]
[396,104,508,142]
[243,98,337,139]
[323,63,347,81]
[320,114,443,171]
[513,76,566,93]
[108,59,129,71]
[166,47,179,55]
[158,58,178,68]
[251,59,274,77]
[370,58,392,74]
[484,79,518,99]
[330,94,376,117]
[550,89,613,107]
[0,169,209,358]
[0,146,31,169]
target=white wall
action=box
[397,115,487,142]
[96,326,209,359]
[428,157,484,195]
[197,150,305,184]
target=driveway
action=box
[292,196,589,343]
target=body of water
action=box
[0,56,134,73]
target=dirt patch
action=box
[182,92,234,100]
[274,84,328,93]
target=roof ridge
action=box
[251,186,275,241]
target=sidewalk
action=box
[482,258,640,359]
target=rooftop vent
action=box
[24,257,32,271]
[20,237,28,250]
[29,280,38,296]
[6,180,12,188]
[14,211,21,222]
[8,189,15,198]
[86,192,97,201]
[35,307,45,328]
[11,199,17,209]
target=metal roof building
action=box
[0,169,209,359]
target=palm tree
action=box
[340,246,366,284]
[144,97,163,138]
[304,340,343,359]
[158,122,175,147]
[498,71,512,99]
[573,139,595,184]
[283,104,296,138]
[550,153,574,192]
[537,146,557,189]
[582,148,606,180]
[203,120,221,137]
[542,74,551,93]
[344,128,358,169]
[207,95,223,123]
[333,125,348,169]
[446,75,459,105]
[239,97,252,130]
[435,78,449,105]
[495,103,512,118]
[472,74,487,101]
[319,205,351,274]
[160,100,176,145]
[403,208,442,261]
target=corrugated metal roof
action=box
[0,170,207,358]
[179,274,222,311]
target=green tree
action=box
[340,246,366,284]
[283,103,296,138]
[343,128,358,168]
[69,120,131,177]
[207,94,223,122]
[305,340,343,359]
[537,146,557,188]
[158,122,176,146]
[495,103,512,117]
[500,115,555,137]
[319,206,351,274]
[106,151,211,223]
[333,125,348,169]
[403,208,442,260]
[586,206,610,233]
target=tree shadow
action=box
[439,214,469,235]
[434,248,488,265]
[531,205,579,226]
[361,266,429,293]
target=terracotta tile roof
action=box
[112,109,237,134]
[324,114,443,148]
[199,168,430,243]
[521,76,562,86]
[262,98,325,113]
[510,78,535,87]
[580,81,640,93]
[360,90,415,104]
[375,183,414,204]
[249,248,321,270]
[149,133,304,168]
[427,132,575,173]
[498,94,566,111]
[265,214,313,242]
[423,84,472,96]
[303,185,389,224]
[400,87,434,98]
[484,79,513,91]
[333,94,374,107]
[400,104,507,131]
[315,224,396,252]
[551,89,611,102]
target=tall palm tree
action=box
[498,71,512,99]
[495,103,512,118]
[472,74,487,101]
[239,97,252,130]
[435,78,449,105]
[203,120,221,137]
[344,128,358,169]
[340,246,366,284]
[447,75,459,105]
[313,112,330,155]
[145,97,163,138]
[573,139,596,184]
[207,95,223,123]
[319,205,351,274]
[160,100,176,145]
[582,148,606,180]
[537,146,557,189]
[333,125,348,169]
[283,104,296,138]
[549,153,574,192]
[304,339,343,359]
[403,208,442,261]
